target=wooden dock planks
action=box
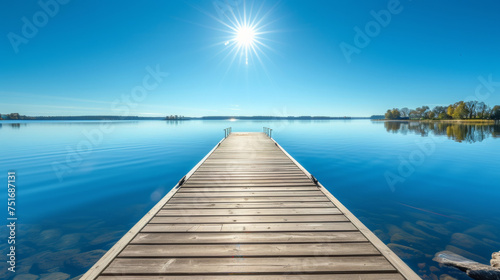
[83,132,420,280]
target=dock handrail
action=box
[224,127,232,138]
[263,127,273,138]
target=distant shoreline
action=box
[0,115,372,121]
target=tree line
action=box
[385,101,500,120]
[0,113,34,120]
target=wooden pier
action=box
[83,132,420,279]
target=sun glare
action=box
[209,0,277,67]
[236,26,255,47]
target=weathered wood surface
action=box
[156,208,342,216]
[130,231,369,244]
[104,256,397,274]
[149,215,349,223]
[83,132,420,279]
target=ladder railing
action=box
[224,127,232,138]
[263,127,272,138]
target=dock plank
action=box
[157,208,342,216]
[181,183,316,187]
[168,196,330,203]
[163,202,333,209]
[173,191,324,197]
[149,215,348,224]
[130,231,369,244]
[177,187,319,192]
[184,179,314,183]
[119,243,381,257]
[141,222,357,232]
[103,256,397,274]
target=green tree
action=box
[491,105,500,120]
[432,106,446,117]
[417,106,431,119]
[438,112,448,119]
[465,100,478,118]
[432,106,451,119]
[400,107,410,118]
[452,102,468,119]
[447,105,454,118]
[413,107,423,119]
[8,113,20,120]
[385,109,394,119]
[391,108,401,119]
[476,102,489,119]
[409,109,418,119]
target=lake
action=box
[1,120,499,279]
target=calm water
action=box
[1,120,499,279]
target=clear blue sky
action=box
[1,0,499,117]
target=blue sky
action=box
[1,0,499,117]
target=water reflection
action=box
[165,120,183,126]
[0,121,141,130]
[384,121,500,143]
[1,120,499,280]
[0,123,27,129]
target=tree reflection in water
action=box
[384,121,500,143]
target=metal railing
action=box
[224,127,232,138]
[263,127,272,138]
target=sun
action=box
[235,26,255,47]
[209,0,277,67]
[234,24,257,65]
